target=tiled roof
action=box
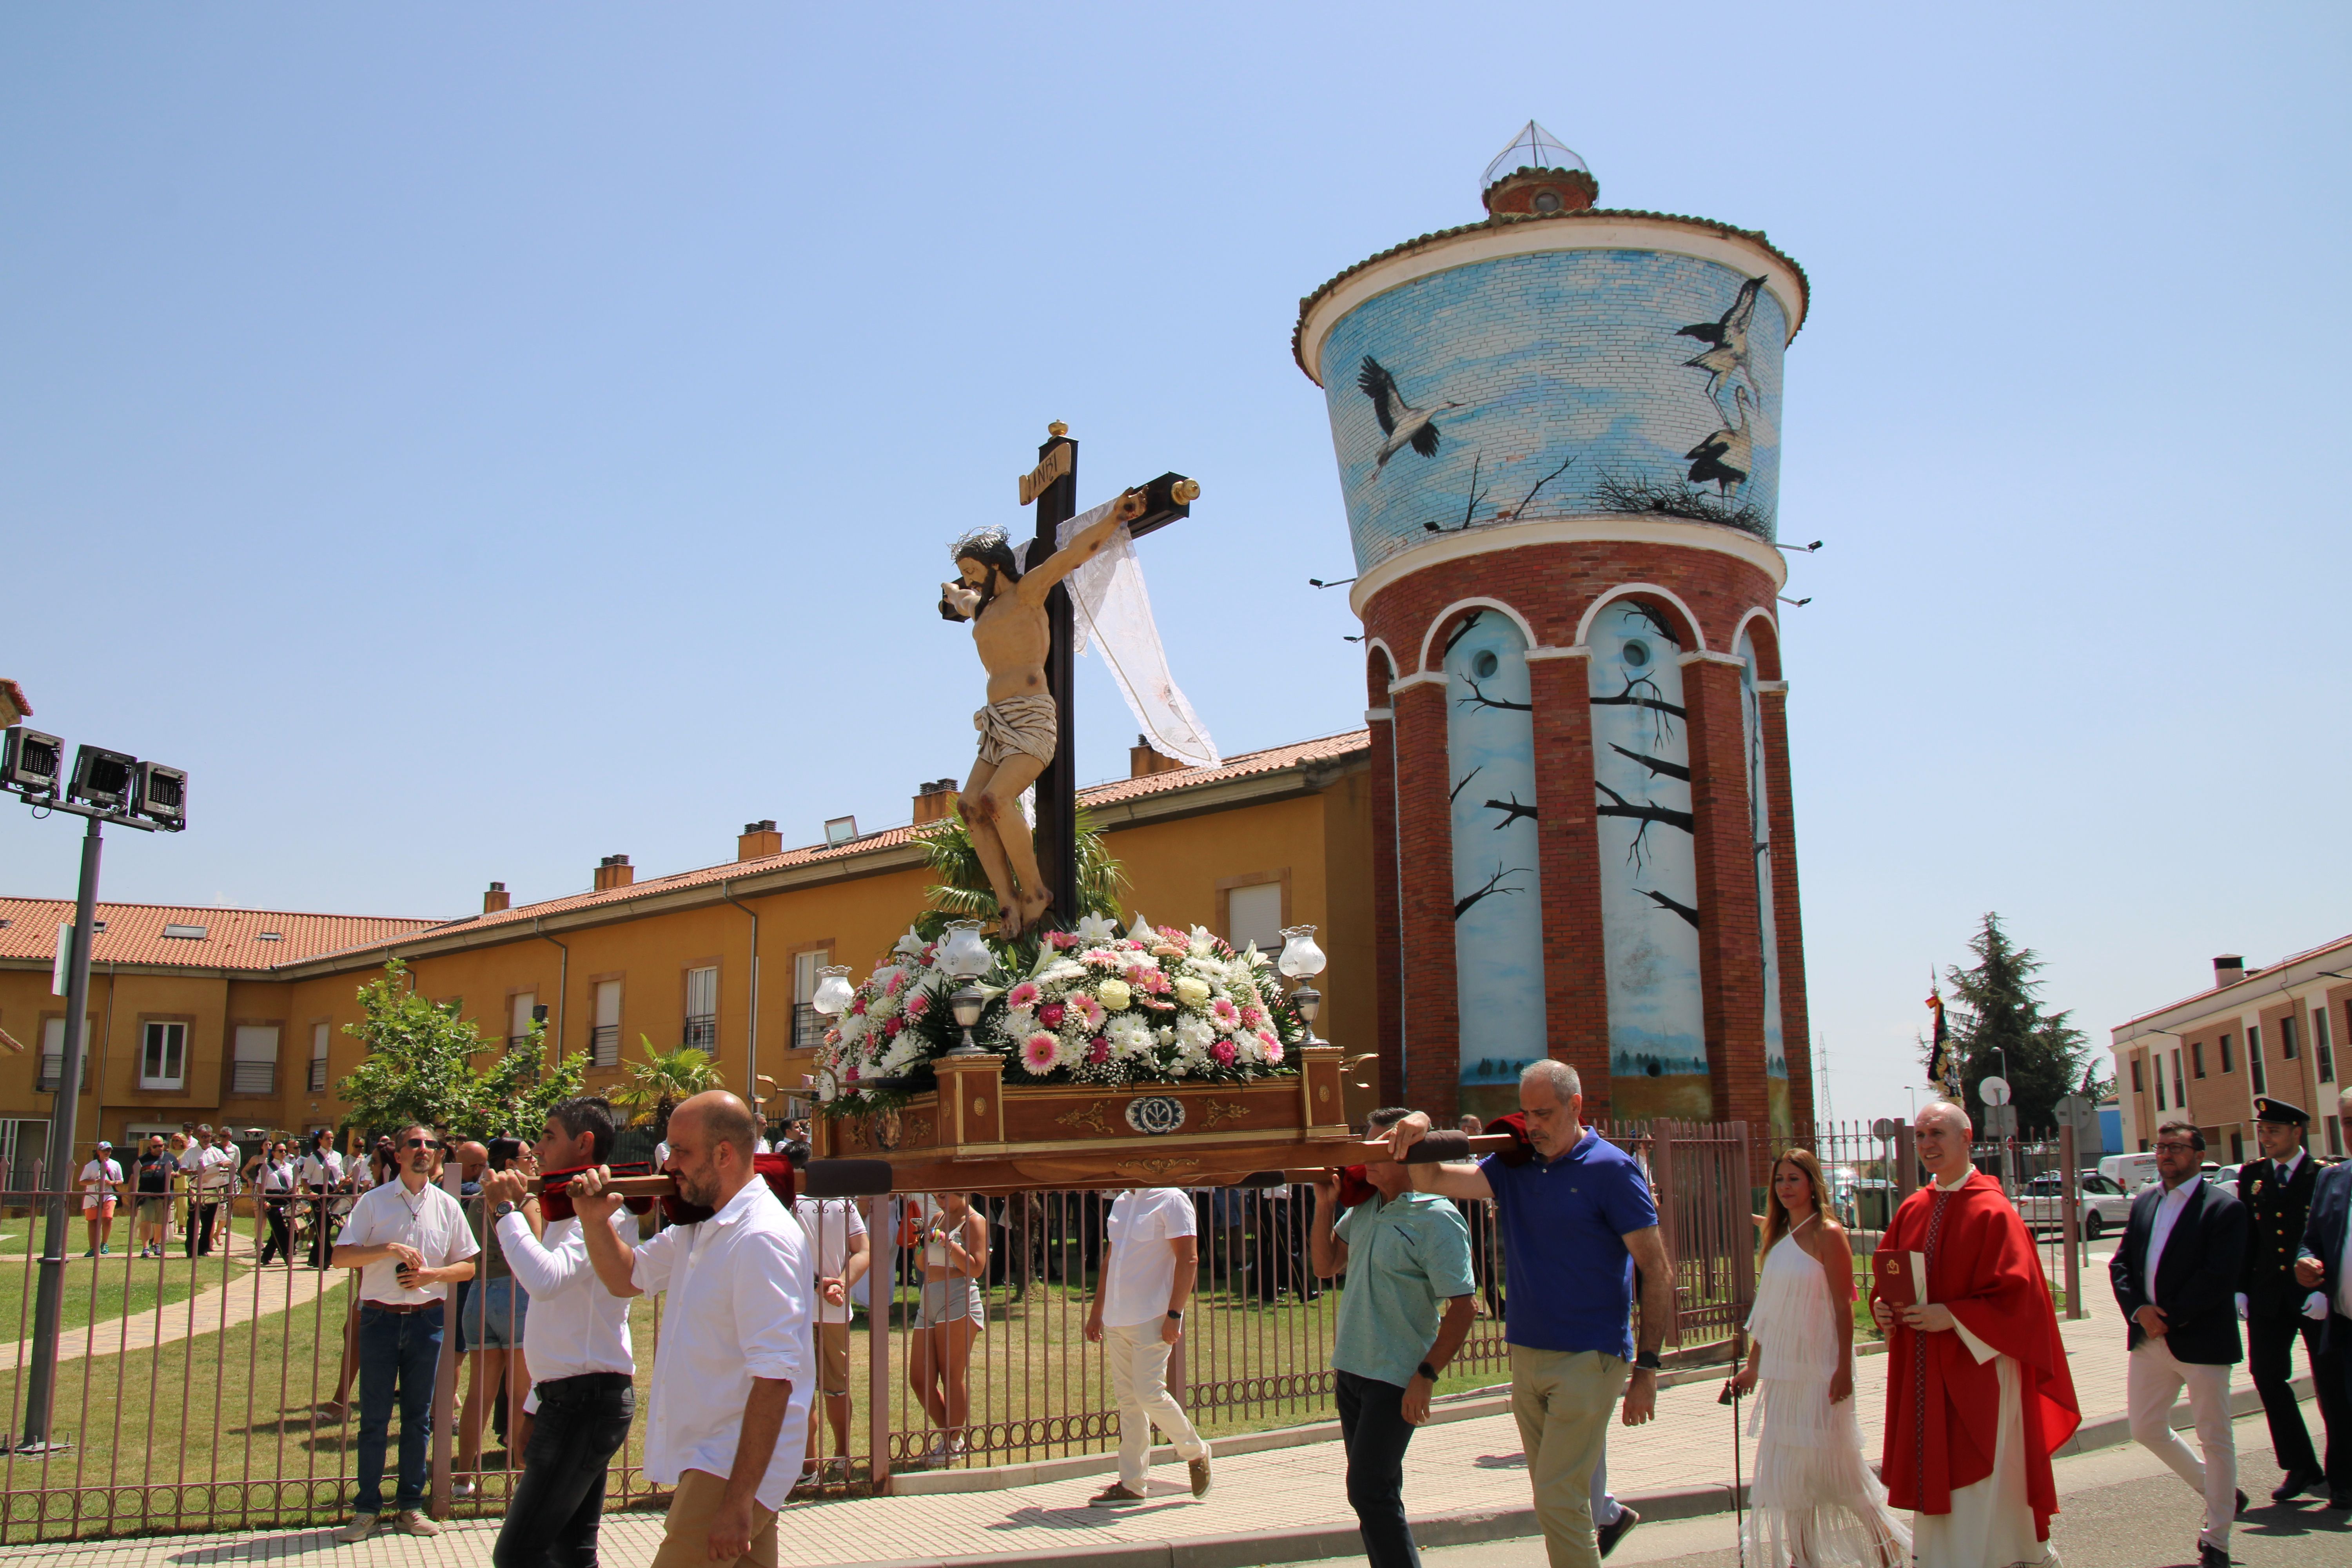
[365,728,1379,953]
[2112,931,2352,1033]
[1292,207,1812,379]
[0,729,1375,976]
[0,900,443,970]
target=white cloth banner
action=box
[1016,497,1220,769]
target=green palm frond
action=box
[916,806,1126,938]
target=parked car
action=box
[2016,1171,2135,1240]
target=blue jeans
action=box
[355,1305,444,1514]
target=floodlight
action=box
[2,728,64,795]
[134,762,187,828]
[69,746,138,810]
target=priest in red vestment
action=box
[1871,1102,2080,1568]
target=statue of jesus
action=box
[940,488,1147,935]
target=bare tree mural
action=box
[1455,862,1535,920]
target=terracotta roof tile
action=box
[3,729,1374,974]
[2111,931,2352,1032]
[0,900,442,970]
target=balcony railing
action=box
[230,1061,277,1096]
[683,1015,716,1053]
[590,1024,621,1067]
[793,1004,827,1051]
[34,1054,63,1093]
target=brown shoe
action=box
[1089,1483,1146,1506]
[1188,1455,1213,1498]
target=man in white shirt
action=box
[78,1141,124,1257]
[2112,1118,2250,1567]
[331,1124,480,1543]
[298,1131,347,1269]
[478,1098,637,1568]
[181,1124,236,1257]
[788,1155,869,1483]
[1083,1187,1211,1505]
[573,1092,811,1568]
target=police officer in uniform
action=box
[2237,1096,2343,1503]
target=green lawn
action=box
[0,1247,208,1338]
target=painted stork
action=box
[1685,386,1755,495]
[1357,356,1459,473]
[1676,275,1766,413]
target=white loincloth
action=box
[1911,1345,2057,1568]
[974,693,1058,766]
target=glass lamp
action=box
[811,965,855,1018]
[1278,925,1327,1044]
[940,920,993,1057]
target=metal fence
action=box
[0,1120,1766,1541]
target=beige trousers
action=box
[1510,1345,1628,1568]
[1105,1319,1208,1488]
[647,1468,779,1568]
[2128,1338,2237,1548]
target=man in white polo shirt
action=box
[478,1097,637,1568]
[573,1091,811,1568]
[331,1123,479,1543]
[1083,1185,1211,1504]
[784,1140,869,1485]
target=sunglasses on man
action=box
[403,1137,442,1151]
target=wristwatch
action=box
[492,1202,517,1220]
[1165,1309,1184,1321]
[1416,1361,1439,1383]
[1633,1350,1662,1372]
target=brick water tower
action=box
[1296,123,1812,1137]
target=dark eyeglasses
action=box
[403,1138,442,1150]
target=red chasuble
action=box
[1876,1170,2079,1536]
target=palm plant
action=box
[611,1036,720,1141]
[916,804,1126,938]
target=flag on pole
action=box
[1924,984,1948,1081]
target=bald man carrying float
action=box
[569,1092,814,1568]
[1871,1100,2079,1568]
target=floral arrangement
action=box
[813,911,1307,1114]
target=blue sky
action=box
[4,4,2346,1121]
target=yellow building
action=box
[0,732,1374,1168]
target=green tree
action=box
[1931,914,2092,1134]
[611,1036,720,1141]
[916,805,1126,938]
[338,960,590,1142]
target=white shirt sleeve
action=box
[499,1211,606,1297]
[732,1229,810,1384]
[630,1221,685,1296]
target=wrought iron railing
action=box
[682,1016,717,1053]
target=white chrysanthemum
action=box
[1107,1014,1154,1056]
[838,1013,868,1046]
[1175,1014,1216,1051]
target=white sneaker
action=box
[451,1480,475,1499]
[333,1513,378,1544]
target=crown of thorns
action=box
[950,525,1012,559]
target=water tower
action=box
[1295,123,1811,1136]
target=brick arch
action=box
[1573,582,1707,654]
[1729,608,1782,678]
[1365,642,1397,706]
[1414,596,1539,676]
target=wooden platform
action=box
[805,1043,1357,1192]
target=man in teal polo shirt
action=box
[1312,1107,1478,1568]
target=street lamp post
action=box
[3,724,186,1452]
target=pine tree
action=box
[1930,914,2091,1133]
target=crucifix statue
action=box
[938,423,1201,936]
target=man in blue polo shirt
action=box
[1392,1060,1671,1568]
[1311,1107,1479,1568]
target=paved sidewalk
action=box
[0,1267,2294,1568]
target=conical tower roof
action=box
[1481,121,1588,191]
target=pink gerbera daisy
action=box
[1006,981,1040,1010]
[904,992,929,1020]
[1260,1031,1283,1064]
[1022,1032,1060,1073]
[1210,998,1240,1028]
[1073,994,1105,1029]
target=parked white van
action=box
[2099,1151,2160,1192]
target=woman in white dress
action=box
[1729,1149,1909,1568]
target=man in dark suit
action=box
[2112,1118,2249,1568]
[2238,1096,2341,1502]
[2295,1087,2352,1510]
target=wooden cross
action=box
[1017,423,1197,926]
